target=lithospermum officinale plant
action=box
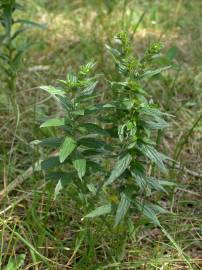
[36,32,174,230]
[0,0,43,110]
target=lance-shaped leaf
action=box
[40,86,66,97]
[104,153,132,186]
[136,200,160,226]
[141,66,171,78]
[33,137,63,147]
[40,118,65,128]
[73,158,86,180]
[14,19,46,29]
[85,204,112,218]
[80,81,98,96]
[59,137,76,163]
[53,172,75,199]
[144,119,168,130]
[41,156,60,170]
[114,193,131,227]
[78,137,112,151]
[137,144,167,173]
[79,123,109,136]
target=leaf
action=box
[66,73,77,84]
[53,173,74,199]
[4,254,26,270]
[40,118,65,128]
[114,193,131,227]
[80,81,98,96]
[147,177,167,193]
[86,160,102,172]
[136,201,160,226]
[38,137,63,147]
[85,204,111,218]
[14,19,46,29]
[46,171,75,181]
[81,149,103,157]
[54,179,63,199]
[72,109,85,116]
[149,203,169,214]
[86,183,97,195]
[11,28,27,40]
[78,137,112,151]
[131,169,147,191]
[148,177,176,192]
[140,107,172,118]
[141,66,171,78]
[55,96,73,111]
[73,158,86,180]
[40,86,66,97]
[41,156,60,170]
[104,153,132,186]
[137,143,167,173]
[79,123,109,136]
[59,137,76,163]
[12,49,25,70]
[144,120,168,130]
[118,124,127,142]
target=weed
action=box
[35,33,175,265]
[0,0,44,111]
[0,1,201,269]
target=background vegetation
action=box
[0,0,201,269]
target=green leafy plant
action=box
[36,32,174,228]
[0,0,44,109]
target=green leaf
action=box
[147,177,176,192]
[41,156,60,170]
[81,149,103,157]
[46,171,75,181]
[79,123,109,136]
[40,118,65,128]
[131,169,147,191]
[144,120,168,130]
[137,144,167,173]
[66,73,77,84]
[114,193,131,227]
[12,49,25,70]
[11,28,27,40]
[73,158,86,180]
[149,203,169,214]
[54,179,63,199]
[86,160,102,172]
[59,137,76,163]
[118,124,127,142]
[53,173,74,199]
[38,137,63,147]
[105,153,132,186]
[136,201,160,226]
[140,107,172,118]
[40,86,66,97]
[85,204,111,218]
[80,81,98,96]
[72,109,85,116]
[55,96,73,111]
[4,254,25,270]
[78,137,112,151]
[141,66,171,78]
[14,19,46,29]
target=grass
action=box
[0,0,202,269]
